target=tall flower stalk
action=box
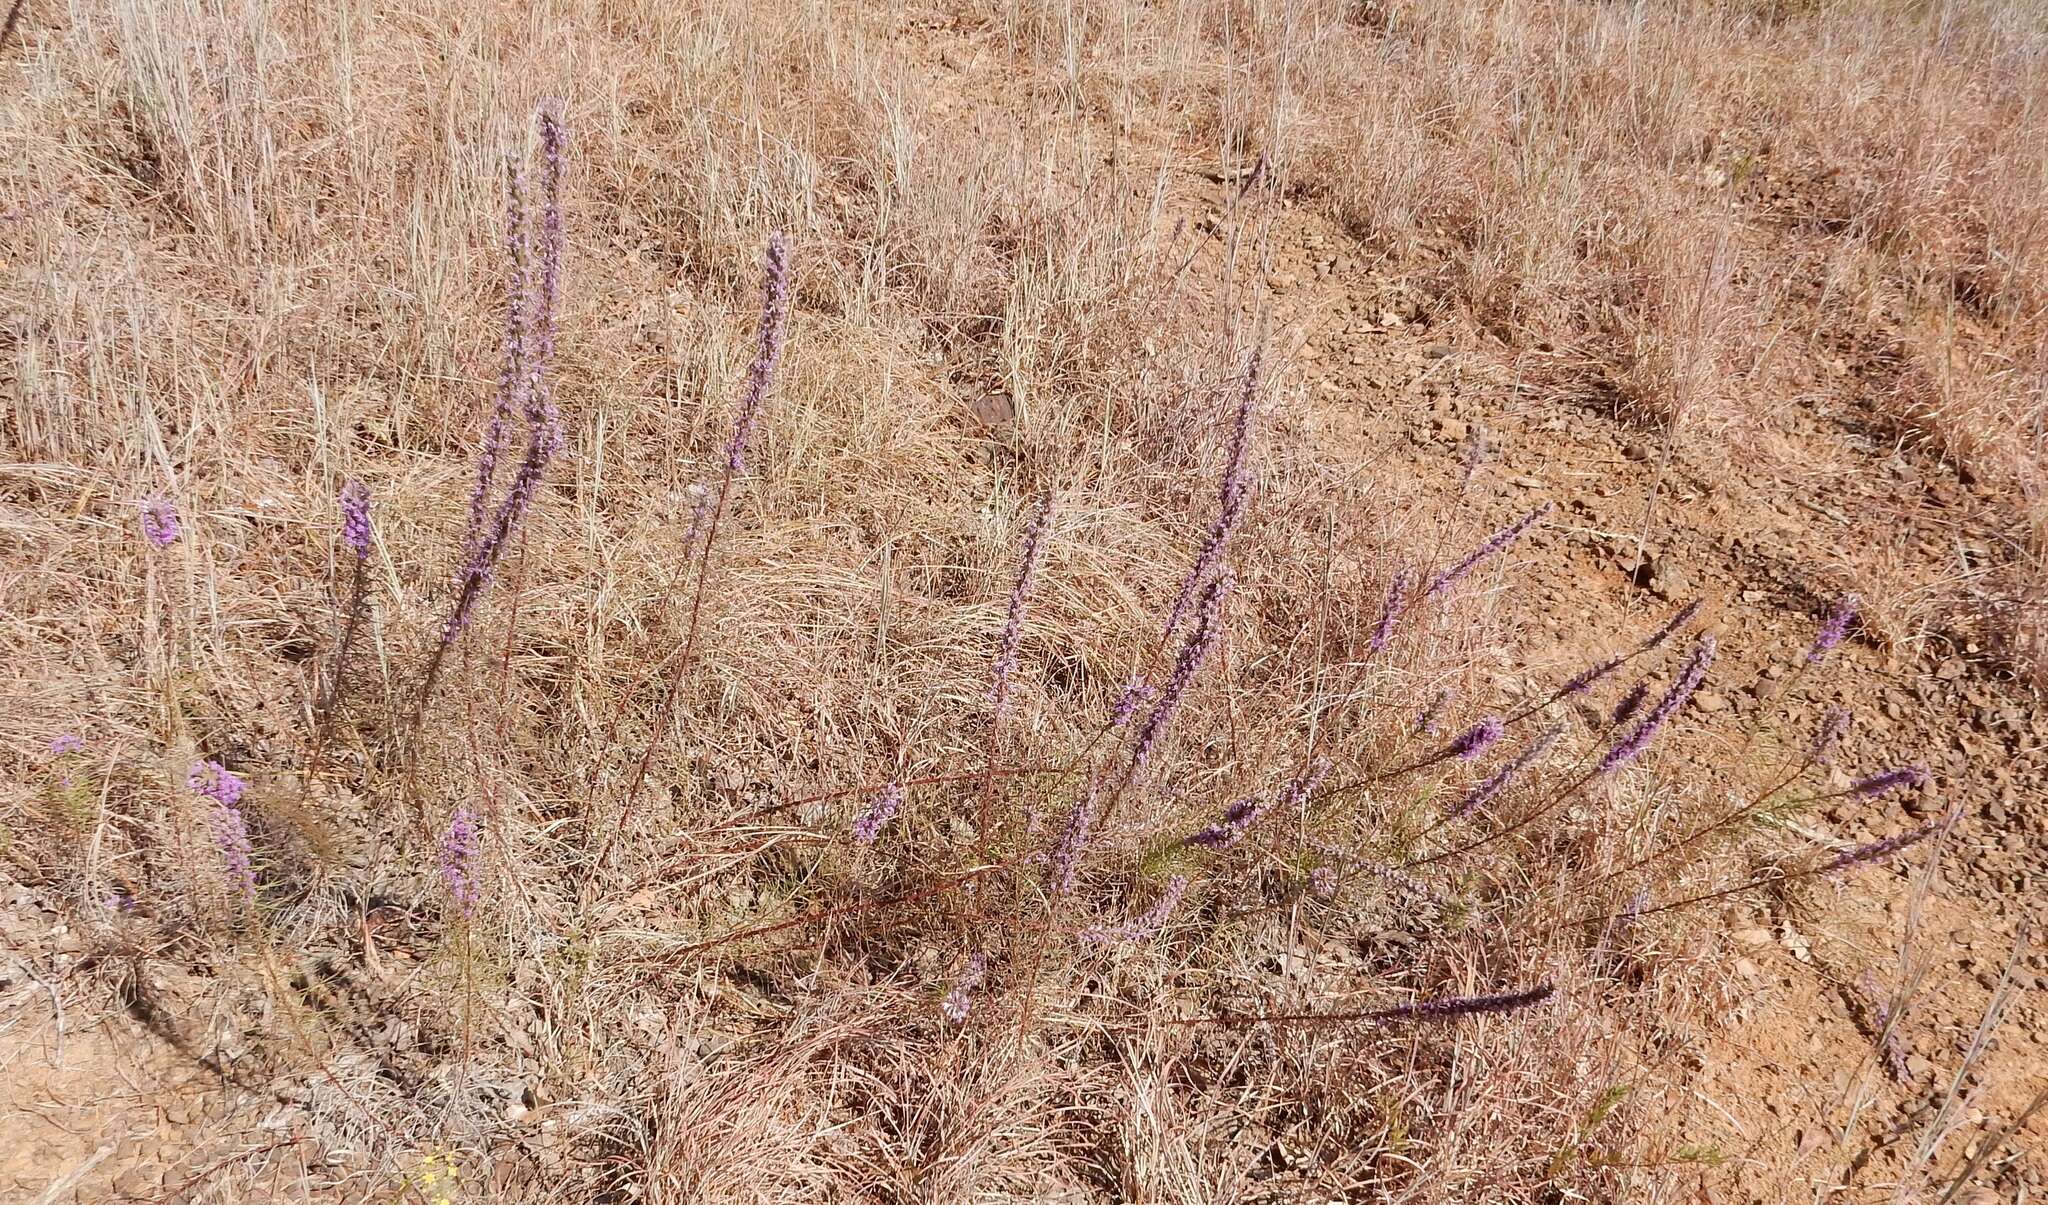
[611,233,792,854]
[416,105,569,726]
[980,493,1052,854]
[1164,352,1258,641]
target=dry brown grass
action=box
[1,0,2039,1201]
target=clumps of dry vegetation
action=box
[1,0,2039,1201]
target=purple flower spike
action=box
[188,760,247,809]
[1819,810,1958,874]
[1644,599,1702,651]
[48,733,84,757]
[852,782,904,845]
[443,111,573,646]
[989,497,1052,717]
[942,952,988,1024]
[1369,568,1412,654]
[1849,765,1926,799]
[1048,791,1097,894]
[140,498,181,548]
[189,761,254,898]
[1164,352,1260,640]
[1186,795,1262,848]
[1448,716,1504,761]
[340,481,372,557]
[1558,654,1624,699]
[1451,726,1562,819]
[1308,866,1339,896]
[724,233,792,475]
[1424,502,1552,599]
[1127,572,1231,784]
[1807,593,1859,665]
[441,806,480,914]
[1611,681,1650,725]
[1110,678,1154,728]
[1185,760,1329,849]
[1080,875,1189,944]
[1601,633,1716,773]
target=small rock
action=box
[1694,691,1729,714]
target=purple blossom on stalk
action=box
[464,168,531,563]
[1110,678,1154,728]
[340,481,372,557]
[1554,601,1698,701]
[1047,790,1097,894]
[1127,572,1231,785]
[1424,502,1552,599]
[989,497,1052,716]
[1643,598,1702,652]
[1818,809,1957,875]
[1811,706,1851,765]
[1807,593,1859,665]
[1368,569,1411,654]
[1187,760,1331,849]
[140,498,180,548]
[1600,634,1716,773]
[1186,795,1262,848]
[1611,681,1650,725]
[852,782,904,845]
[1451,726,1562,819]
[189,761,254,898]
[1080,875,1189,944]
[443,110,572,646]
[1164,352,1259,639]
[48,733,84,757]
[1557,653,1624,699]
[1849,765,1927,799]
[941,953,987,1023]
[1447,715,1504,761]
[724,233,792,475]
[441,806,480,914]
[1308,866,1339,896]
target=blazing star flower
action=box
[1424,503,1552,599]
[852,782,904,845]
[48,733,84,757]
[1448,716,1504,761]
[1807,593,1858,665]
[989,497,1052,717]
[340,481,372,557]
[1819,810,1957,874]
[1849,765,1927,799]
[1811,706,1851,765]
[1451,726,1562,819]
[1369,568,1412,654]
[140,498,180,548]
[441,806,480,914]
[189,761,254,897]
[1164,352,1259,639]
[1110,678,1154,728]
[941,952,988,1024]
[1601,634,1716,773]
